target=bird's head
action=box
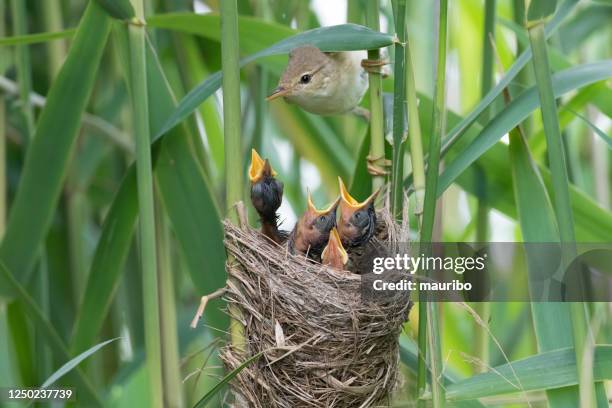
[337,177,380,246]
[248,148,277,184]
[267,46,332,103]
[293,191,340,253]
[322,228,349,270]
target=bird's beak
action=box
[338,177,380,211]
[248,148,277,183]
[322,228,348,267]
[266,86,290,101]
[307,190,341,216]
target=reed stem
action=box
[390,0,406,218]
[221,0,245,353]
[127,0,164,405]
[156,202,184,407]
[474,0,496,374]
[10,0,34,141]
[404,14,425,231]
[420,1,447,245]
[418,1,448,406]
[528,20,595,407]
[0,1,6,237]
[41,0,67,80]
[365,0,385,191]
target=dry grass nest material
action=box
[220,206,412,408]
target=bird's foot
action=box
[352,106,371,121]
[367,154,391,176]
[361,58,389,77]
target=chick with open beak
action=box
[321,228,349,271]
[288,191,340,260]
[337,178,380,248]
[267,46,368,116]
[248,149,284,244]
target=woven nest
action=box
[219,203,412,408]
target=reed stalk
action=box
[403,12,425,231]
[0,94,4,237]
[390,0,406,218]
[417,1,448,406]
[156,202,184,408]
[9,0,34,141]
[221,0,245,353]
[41,0,67,80]
[127,0,164,405]
[11,0,53,383]
[365,0,385,191]
[0,0,6,237]
[474,0,496,374]
[527,18,595,407]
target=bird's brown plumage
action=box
[288,191,340,259]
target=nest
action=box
[219,206,412,408]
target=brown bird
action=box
[248,149,284,244]
[337,177,380,248]
[267,46,368,116]
[321,228,349,271]
[288,191,340,259]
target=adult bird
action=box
[337,177,380,248]
[248,149,284,244]
[288,191,340,260]
[321,228,349,271]
[266,46,369,116]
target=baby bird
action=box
[337,178,380,248]
[288,191,340,260]
[321,228,349,271]
[267,46,368,116]
[248,149,284,244]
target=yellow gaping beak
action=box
[306,190,340,216]
[248,149,277,183]
[338,177,380,211]
[322,228,349,267]
[266,86,291,101]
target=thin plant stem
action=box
[390,0,406,218]
[512,0,532,135]
[474,0,496,374]
[365,0,385,191]
[404,13,425,232]
[0,1,6,237]
[11,0,52,384]
[251,0,271,156]
[44,0,88,308]
[221,0,245,353]
[481,0,496,118]
[156,200,184,407]
[420,0,447,249]
[527,20,595,407]
[418,0,449,406]
[404,4,428,398]
[41,0,67,80]
[127,0,164,405]
[0,94,4,236]
[10,0,34,141]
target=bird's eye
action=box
[300,74,311,84]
